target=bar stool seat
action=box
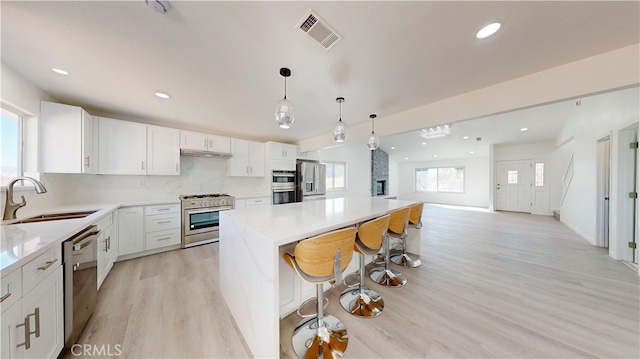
[390,202,423,267]
[370,207,409,287]
[339,214,390,317]
[282,227,357,359]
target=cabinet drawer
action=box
[145,213,180,232]
[145,229,180,250]
[245,197,269,207]
[22,245,62,295]
[0,268,22,313]
[146,204,180,215]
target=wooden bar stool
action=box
[369,208,408,287]
[339,214,390,317]
[390,202,423,267]
[282,227,357,359]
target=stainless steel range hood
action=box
[180,149,232,159]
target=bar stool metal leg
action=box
[292,284,349,358]
[369,235,407,287]
[339,252,384,317]
[390,229,422,267]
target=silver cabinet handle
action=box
[156,208,171,211]
[157,237,171,241]
[85,156,90,167]
[209,139,213,148]
[156,220,170,224]
[141,161,145,170]
[204,139,208,149]
[16,316,30,349]
[107,236,111,251]
[37,259,58,271]
[0,292,11,303]
[103,238,108,252]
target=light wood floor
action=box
[62,204,639,358]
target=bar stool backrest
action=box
[294,227,357,278]
[388,207,410,235]
[357,214,390,251]
[409,202,424,227]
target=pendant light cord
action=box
[283,77,287,100]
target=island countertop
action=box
[219,196,418,358]
[222,196,418,246]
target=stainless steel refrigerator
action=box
[296,160,326,202]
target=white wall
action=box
[388,158,399,198]
[555,86,639,251]
[398,156,490,208]
[319,142,372,199]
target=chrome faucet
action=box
[3,176,48,220]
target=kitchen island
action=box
[219,196,418,358]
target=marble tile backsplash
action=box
[10,156,269,213]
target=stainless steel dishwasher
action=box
[63,225,99,349]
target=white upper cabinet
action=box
[98,117,147,175]
[147,125,180,175]
[267,142,297,162]
[40,101,96,174]
[180,130,231,154]
[229,139,265,177]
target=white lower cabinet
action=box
[117,206,145,256]
[235,196,270,209]
[97,213,118,290]
[117,204,180,260]
[1,261,64,359]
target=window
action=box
[1,107,22,187]
[507,170,518,184]
[415,166,464,193]
[535,163,544,186]
[325,161,346,190]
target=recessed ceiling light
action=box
[155,92,170,99]
[520,127,528,132]
[421,142,426,145]
[476,22,501,39]
[469,151,475,154]
[433,154,438,158]
[462,136,469,140]
[404,157,409,160]
[52,68,69,75]
[391,147,396,150]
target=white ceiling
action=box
[1,1,639,148]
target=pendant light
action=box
[333,97,346,142]
[367,114,380,150]
[275,67,294,129]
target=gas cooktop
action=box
[179,193,232,200]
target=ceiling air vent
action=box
[297,10,342,50]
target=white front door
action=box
[531,159,550,215]
[496,160,532,213]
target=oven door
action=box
[272,188,296,205]
[184,207,232,236]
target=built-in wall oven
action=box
[180,194,234,248]
[272,171,296,205]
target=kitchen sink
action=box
[14,210,98,224]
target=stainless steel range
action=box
[180,194,234,248]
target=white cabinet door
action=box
[21,266,63,359]
[282,144,297,162]
[279,243,300,317]
[248,141,265,177]
[97,225,115,290]
[98,117,147,175]
[208,134,231,154]
[229,139,251,176]
[268,142,297,161]
[180,130,208,151]
[117,207,145,256]
[1,300,23,359]
[40,101,95,174]
[147,125,180,175]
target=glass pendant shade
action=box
[367,113,379,150]
[275,67,294,129]
[333,97,346,142]
[275,98,294,129]
[367,132,379,150]
[334,119,346,142]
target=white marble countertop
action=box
[0,199,179,274]
[222,196,418,246]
